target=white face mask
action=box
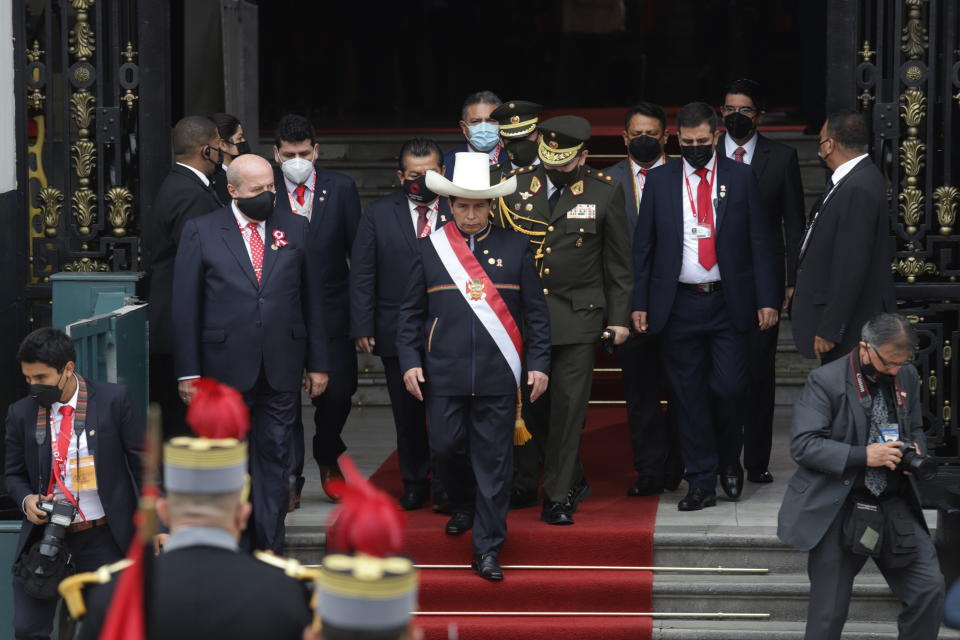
[281,157,314,185]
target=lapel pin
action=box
[88,429,95,436]
[719,185,727,199]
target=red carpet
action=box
[370,407,658,639]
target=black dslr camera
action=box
[37,500,78,558]
[897,440,937,481]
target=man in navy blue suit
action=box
[631,102,781,511]
[397,152,550,581]
[272,114,361,508]
[5,328,143,638]
[350,138,452,512]
[173,154,329,552]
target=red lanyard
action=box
[47,409,86,522]
[682,155,718,223]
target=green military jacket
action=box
[491,163,633,345]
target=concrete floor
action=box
[285,403,938,532]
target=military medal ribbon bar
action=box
[430,223,523,386]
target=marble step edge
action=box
[652,620,960,640]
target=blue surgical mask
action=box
[467,122,500,152]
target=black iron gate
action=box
[829,0,960,503]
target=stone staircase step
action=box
[652,620,960,639]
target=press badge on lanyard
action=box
[684,156,717,240]
[70,456,98,491]
[879,424,900,443]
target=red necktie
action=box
[694,168,717,270]
[416,206,430,238]
[48,405,74,495]
[247,222,264,284]
[294,184,307,206]
[733,147,746,163]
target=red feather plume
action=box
[325,455,405,557]
[185,378,250,440]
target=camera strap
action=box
[850,351,906,442]
[46,412,85,522]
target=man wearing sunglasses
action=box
[778,313,944,640]
[790,110,896,364]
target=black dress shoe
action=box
[563,478,592,513]
[471,553,504,581]
[747,470,774,483]
[445,512,474,535]
[399,486,428,511]
[627,475,663,497]
[719,464,744,500]
[431,489,453,514]
[509,488,538,509]
[540,501,574,525]
[678,487,717,511]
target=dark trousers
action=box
[742,321,779,473]
[243,368,298,554]
[660,289,747,491]
[805,499,944,640]
[289,337,358,492]
[514,343,595,503]
[13,525,123,639]
[148,352,189,439]
[427,394,514,556]
[617,334,670,478]
[382,356,431,491]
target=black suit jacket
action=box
[4,379,143,557]
[78,545,311,640]
[719,133,805,290]
[632,155,782,334]
[791,157,896,359]
[172,206,328,393]
[350,192,451,358]
[273,165,361,339]
[605,156,671,238]
[146,165,222,355]
[211,165,231,206]
[397,224,551,396]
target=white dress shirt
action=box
[724,131,758,165]
[176,162,211,187]
[408,198,440,236]
[284,169,317,221]
[48,377,106,523]
[232,201,266,263]
[629,155,665,208]
[679,155,722,284]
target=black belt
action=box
[679,281,722,293]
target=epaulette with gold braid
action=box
[584,167,615,185]
[508,164,537,176]
[254,550,321,582]
[58,558,134,619]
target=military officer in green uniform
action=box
[491,115,633,525]
[489,100,542,184]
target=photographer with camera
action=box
[777,313,944,640]
[4,328,143,639]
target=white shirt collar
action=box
[284,167,317,195]
[231,201,264,231]
[829,154,868,186]
[50,375,79,414]
[630,155,665,175]
[682,153,718,178]
[408,197,440,213]
[176,162,211,187]
[724,132,758,159]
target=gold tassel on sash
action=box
[513,387,533,446]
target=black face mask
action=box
[724,112,755,141]
[546,166,579,188]
[236,191,275,221]
[628,135,662,164]
[506,139,538,166]
[235,140,252,156]
[30,370,66,409]
[680,144,714,170]
[402,175,438,204]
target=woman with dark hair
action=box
[209,112,251,203]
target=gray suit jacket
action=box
[777,353,926,551]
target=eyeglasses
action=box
[872,346,910,369]
[720,105,757,116]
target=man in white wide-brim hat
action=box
[396,152,552,582]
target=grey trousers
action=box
[805,499,944,640]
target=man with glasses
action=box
[717,79,806,488]
[778,313,944,640]
[791,110,896,364]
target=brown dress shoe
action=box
[287,490,301,512]
[319,463,344,502]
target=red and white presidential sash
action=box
[430,223,523,386]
